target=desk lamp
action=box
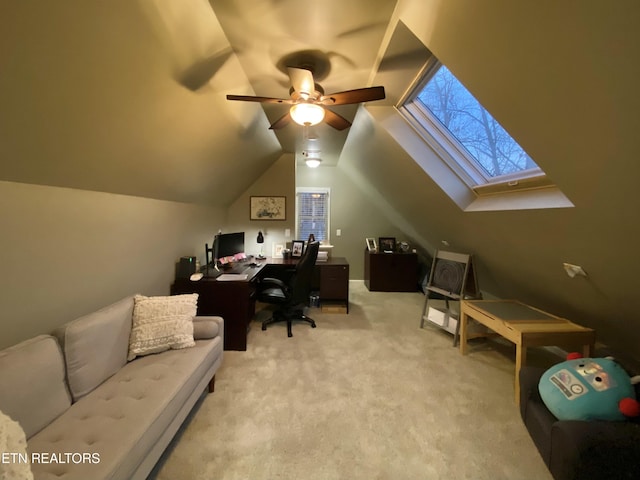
[257,231,265,259]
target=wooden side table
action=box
[459,299,595,403]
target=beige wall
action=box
[296,159,425,280]
[0,180,224,349]
[226,153,296,258]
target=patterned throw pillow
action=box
[127,294,197,361]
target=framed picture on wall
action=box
[366,238,377,252]
[379,237,396,253]
[250,196,286,220]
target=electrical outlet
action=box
[336,229,341,236]
[285,228,290,237]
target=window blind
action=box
[297,190,329,242]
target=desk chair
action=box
[257,242,320,337]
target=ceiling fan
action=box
[226,67,385,131]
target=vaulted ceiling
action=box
[1,0,409,203]
[3,1,639,208]
[2,0,640,355]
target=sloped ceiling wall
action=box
[1,1,639,355]
[358,0,640,354]
[0,0,282,205]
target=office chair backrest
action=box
[289,241,320,305]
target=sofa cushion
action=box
[55,296,134,402]
[28,337,223,480]
[127,294,197,361]
[0,335,71,438]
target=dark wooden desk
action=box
[171,257,349,351]
[264,257,350,312]
[171,264,264,351]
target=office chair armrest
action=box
[260,277,287,289]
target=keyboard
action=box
[203,268,222,279]
[204,265,240,276]
[204,262,253,278]
[225,264,248,275]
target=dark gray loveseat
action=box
[519,365,640,480]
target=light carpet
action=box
[150,281,553,480]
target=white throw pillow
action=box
[0,409,33,480]
[127,294,197,361]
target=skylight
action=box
[401,60,549,192]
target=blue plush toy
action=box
[538,353,640,421]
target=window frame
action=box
[295,187,331,244]
[399,58,551,195]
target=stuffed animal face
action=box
[538,357,639,421]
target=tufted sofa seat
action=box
[0,295,224,480]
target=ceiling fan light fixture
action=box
[305,157,322,168]
[290,102,325,126]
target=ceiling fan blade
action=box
[269,112,292,130]
[323,109,352,131]
[287,67,316,96]
[226,95,292,104]
[321,86,386,105]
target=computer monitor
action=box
[214,232,245,265]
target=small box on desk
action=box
[316,251,329,262]
[318,244,332,259]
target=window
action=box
[401,59,550,193]
[296,188,330,243]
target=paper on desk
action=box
[217,274,248,281]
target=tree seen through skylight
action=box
[416,65,538,178]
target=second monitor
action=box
[214,232,245,266]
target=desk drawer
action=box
[320,265,349,298]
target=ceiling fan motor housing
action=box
[289,83,324,101]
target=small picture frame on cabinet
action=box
[366,237,377,252]
[378,237,396,253]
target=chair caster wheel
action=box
[311,323,316,328]
[288,332,293,337]
[261,325,267,331]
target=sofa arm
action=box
[193,316,224,340]
[549,420,640,480]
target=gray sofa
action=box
[0,295,224,480]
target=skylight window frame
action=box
[399,58,550,194]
